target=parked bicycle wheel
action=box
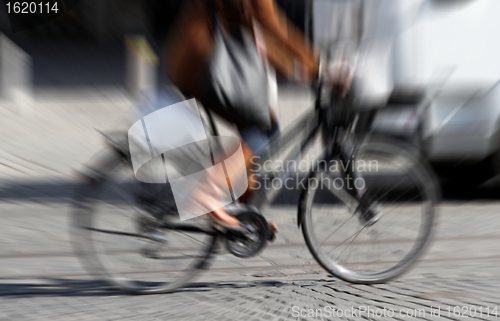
[71,150,218,294]
[300,136,438,283]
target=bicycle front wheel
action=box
[71,150,218,294]
[300,136,438,283]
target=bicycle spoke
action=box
[319,211,356,246]
[326,223,367,256]
[333,225,368,261]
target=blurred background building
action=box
[1,0,494,87]
[0,0,314,87]
[2,0,500,187]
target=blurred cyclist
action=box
[163,0,351,237]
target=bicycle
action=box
[71,74,439,293]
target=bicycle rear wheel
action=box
[71,150,218,294]
[300,136,438,283]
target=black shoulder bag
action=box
[201,0,270,130]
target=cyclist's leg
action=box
[238,120,280,234]
[238,114,279,199]
[184,97,279,234]
[201,124,279,235]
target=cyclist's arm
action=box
[252,0,318,81]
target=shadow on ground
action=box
[2,175,500,206]
[0,278,300,298]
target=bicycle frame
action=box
[245,83,367,210]
[156,107,324,235]
[159,81,367,235]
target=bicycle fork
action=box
[332,121,379,226]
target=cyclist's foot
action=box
[209,209,278,239]
[268,222,278,242]
[269,222,278,233]
[209,209,241,229]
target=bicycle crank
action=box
[224,208,270,258]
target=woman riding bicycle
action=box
[73,1,437,293]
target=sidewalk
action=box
[1,87,500,320]
[0,202,499,320]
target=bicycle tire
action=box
[300,135,438,284]
[71,149,218,294]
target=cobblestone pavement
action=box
[1,89,499,320]
[0,201,499,321]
